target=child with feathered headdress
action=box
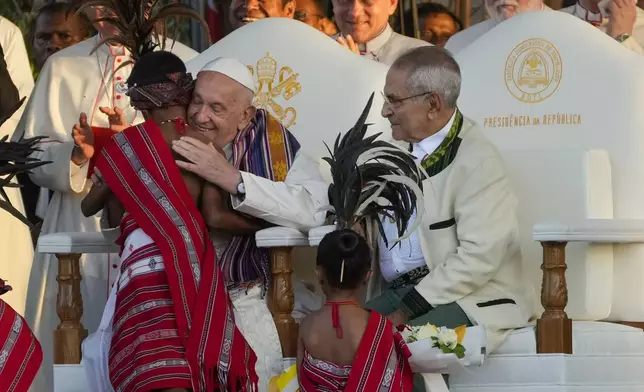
[297,94,424,391]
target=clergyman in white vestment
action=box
[18,7,198,390]
[331,0,430,64]
[0,16,34,138]
[0,20,35,319]
[560,0,644,53]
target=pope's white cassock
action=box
[19,35,197,392]
[0,17,36,317]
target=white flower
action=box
[416,324,438,341]
[436,327,458,349]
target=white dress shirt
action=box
[378,111,457,282]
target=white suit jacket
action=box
[369,116,535,352]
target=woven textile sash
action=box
[96,120,257,391]
[299,312,414,392]
[0,299,43,391]
[88,126,117,179]
[219,109,301,287]
[419,109,463,175]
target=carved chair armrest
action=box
[37,232,119,255]
[255,226,310,248]
[308,225,336,247]
[532,219,644,356]
[36,232,118,366]
[255,226,310,358]
[534,219,644,243]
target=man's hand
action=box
[387,309,409,327]
[172,136,242,194]
[71,112,94,165]
[99,106,129,132]
[607,0,636,38]
[336,34,360,55]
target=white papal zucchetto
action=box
[199,57,255,93]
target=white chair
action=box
[37,18,391,389]
[448,10,644,391]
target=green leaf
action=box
[453,344,466,359]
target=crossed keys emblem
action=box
[247,52,302,128]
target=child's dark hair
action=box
[316,229,370,290]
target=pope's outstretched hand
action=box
[172,136,242,194]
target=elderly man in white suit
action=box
[366,46,534,390]
[18,6,197,391]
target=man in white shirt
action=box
[331,0,429,64]
[367,46,534,390]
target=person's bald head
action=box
[485,0,543,21]
[188,67,256,148]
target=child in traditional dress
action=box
[296,94,424,392]
[75,2,259,391]
[298,229,414,391]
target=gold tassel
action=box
[340,260,345,283]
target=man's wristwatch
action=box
[236,180,246,196]
[616,33,631,43]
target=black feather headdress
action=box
[0,98,50,227]
[324,93,425,246]
[77,0,210,63]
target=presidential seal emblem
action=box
[505,38,562,104]
[247,52,301,128]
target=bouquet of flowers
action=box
[401,323,486,374]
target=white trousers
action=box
[230,285,284,392]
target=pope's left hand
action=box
[387,309,409,327]
[172,136,242,194]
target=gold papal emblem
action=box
[247,52,301,128]
[505,38,562,104]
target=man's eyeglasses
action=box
[381,91,432,108]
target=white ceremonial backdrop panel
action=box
[186,17,392,169]
[454,11,644,322]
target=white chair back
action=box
[454,11,644,321]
